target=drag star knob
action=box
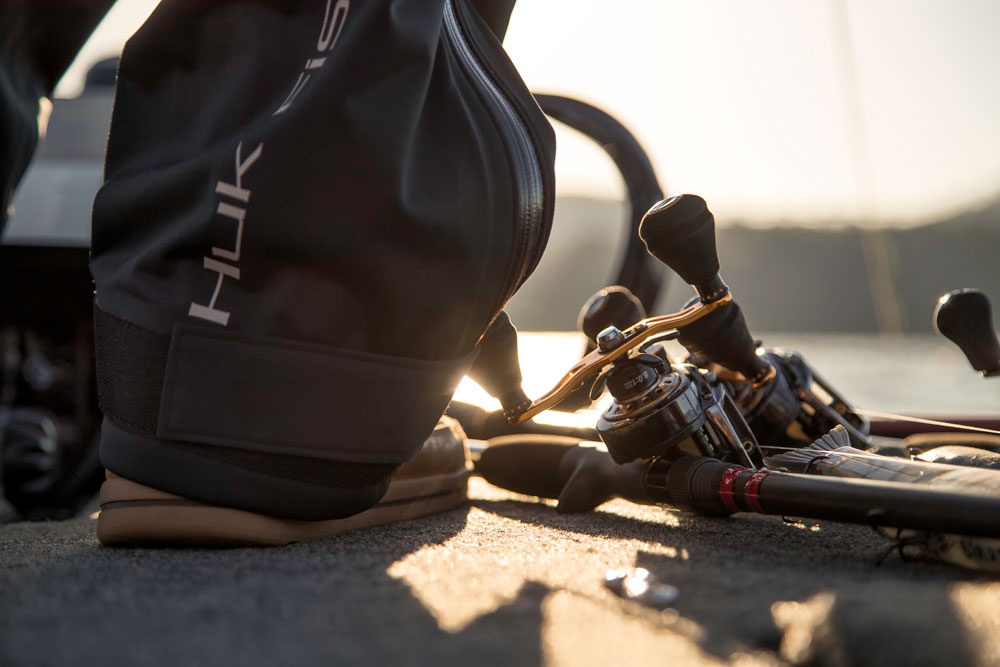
[935,289,1000,376]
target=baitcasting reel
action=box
[473,195,1000,547]
[494,194,869,465]
[716,347,868,448]
[589,344,759,467]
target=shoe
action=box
[96,417,469,546]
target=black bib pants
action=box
[1,0,553,520]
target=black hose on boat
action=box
[534,94,666,313]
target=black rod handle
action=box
[662,456,1000,538]
[761,472,1000,538]
[477,442,1000,538]
[474,436,651,512]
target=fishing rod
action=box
[467,192,1000,543]
[475,433,1000,539]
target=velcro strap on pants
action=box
[95,305,477,464]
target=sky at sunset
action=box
[54,0,1000,227]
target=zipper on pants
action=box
[442,0,547,311]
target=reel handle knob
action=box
[578,286,647,344]
[641,194,771,384]
[554,286,648,412]
[639,194,726,302]
[934,289,1000,376]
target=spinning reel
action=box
[485,194,870,467]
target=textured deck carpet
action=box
[2,477,999,666]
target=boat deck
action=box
[3,476,998,666]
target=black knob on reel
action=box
[639,195,771,384]
[579,286,647,348]
[934,289,1000,376]
[639,194,726,302]
[553,286,649,413]
[468,312,532,420]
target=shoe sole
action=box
[96,467,469,547]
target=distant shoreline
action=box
[507,196,1000,333]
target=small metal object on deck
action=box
[603,567,678,609]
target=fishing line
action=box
[759,444,846,452]
[856,409,1000,436]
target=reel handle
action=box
[934,289,1000,377]
[639,195,772,384]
